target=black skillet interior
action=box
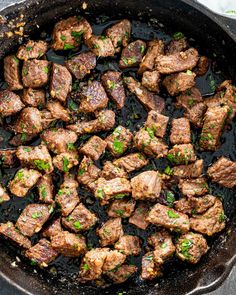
[0,1,236,295]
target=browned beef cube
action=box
[96,218,123,246]
[176,232,209,264]
[40,110,56,130]
[67,109,115,135]
[172,159,203,178]
[41,218,62,239]
[129,203,150,230]
[0,221,31,249]
[138,39,164,74]
[52,16,92,50]
[167,144,197,165]
[22,88,45,107]
[9,168,41,197]
[114,235,141,256]
[170,117,191,144]
[0,149,17,168]
[16,204,51,237]
[0,90,24,117]
[105,19,131,52]
[124,77,165,112]
[77,156,101,191]
[16,144,53,174]
[145,111,169,138]
[174,197,192,215]
[163,71,196,96]
[53,151,79,172]
[107,198,136,218]
[165,38,188,55]
[17,40,48,60]
[106,264,137,283]
[101,161,127,180]
[86,35,115,57]
[119,40,146,68]
[102,250,126,272]
[134,128,168,158]
[41,128,77,154]
[0,184,10,204]
[79,81,108,113]
[142,70,161,93]
[179,178,208,197]
[113,152,148,173]
[199,105,229,151]
[147,203,190,233]
[176,86,203,110]
[156,48,199,74]
[46,101,70,122]
[141,251,162,280]
[22,60,50,88]
[105,126,133,157]
[50,63,72,102]
[65,51,96,80]
[9,134,37,147]
[25,239,58,267]
[55,175,80,216]
[62,203,98,233]
[101,71,126,109]
[185,102,207,128]
[94,177,131,205]
[37,175,54,204]
[51,231,86,257]
[190,198,225,236]
[4,55,23,90]
[194,56,209,76]
[79,136,107,161]
[207,157,236,188]
[131,171,162,201]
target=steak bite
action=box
[119,40,146,68]
[142,70,161,93]
[4,55,23,90]
[170,118,191,145]
[105,126,133,157]
[22,88,45,108]
[50,63,72,102]
[124,76,165,112]
[172,159,203,178]
[0,90,24,117]
[101,71,126,109]
[46,101,70,122]
[176,86,203,108]
[0,221,31,249]
[106,264,137,283]
[113,152,148,173]
[163,71,196,96]
[42,218,62,239]
[53,151,79,172]
[51,231,86,257]
[141,251,162,280]
[16,144,53,174]
[62,203,98,233]
[65,51,96,80]
[107,198,136,218]
[41,128,77,154]
[37,175,54,204]
[0,149,17,168]
[134,128,168,158]
[22,60,50,88]
[185,102,207,128]
[95,177,132,205]
[9,168,41,197]
[55,175,80,216]
[147,203,190,233]
[25,239,58,267]
[129,203,150,230]
[103,250,126,272]
[86,35,115,57]
[0,184,10,204]
[105,19,131,52]
[176,232,209,264]
[155,48,199,74]
[131,171,162,201]
[96,218,123,246]
[16,204,51,237]
[78,81,108,113]
[207,157,236,188]
[167,144,197,165]
[114,235,141,256]
[194,56,209,76]
[16,40,48,60]
[51,16,92,50]
[79,136,107,161]
[179,178,208,197]
[138,39,164,74]
[190,198,226,236]
[101,161,127,180]
[145,111,169,138]
[199,105,229,151]
[165,38,188,55]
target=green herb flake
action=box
[16,170,24,181]
[13,55,19,64]
[34,159,50,171]
[146,127,155,139]
[63,157,70,172]
[60,35,66,41]
[121,57,128,65]
[31,212,42,219]
[167,210,179,218]
[23,147,31,152]
[39,185,47,200]
[209,75,216,92]
[219,212,226,223]
[83,263,90,270]
[164,166,173,175]
[166,191,175,207]
[114,209,125,217]
[140,45,145,54]
[68,100,78,111]
[67,143,75,151]
[71,30,84,41]
[23,67,28,76]
[26,46,32,51]
[43,66,49,74]
[179,238,192,259]
[186,70,192,75]
[78,167,86,176]
[161,243,167,249]
[101,35,106,40]
[73,221,82,230]
[145,255,153,261]
[97,188,104,199]
[173,32,185,40]
[113,193,127,199]
[113,139,124,154]
[64,43,75,50]
[107,80,118,90]
[93,43,99,49]
[30,259,37,266]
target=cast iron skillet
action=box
[0,0,236,294]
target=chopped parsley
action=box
[64,43,75,50]
[97,188,104,199]
[78,167,86,176]
[173,31,185,40]
[166,191,175,207]
[60,35,66,41]
[113,193,127,199]
[140,45,145,54]
[34,160,50,171]
[26,46,32,51]
[179,238,192,259]
[16,170,24,181]
[219,212,226,223]
[23,147,31,152]
[71,30,84,42]
[146,127,154,139]
[167,210,179,218]
[101,35,106,40]
[73,221,82,230]
[186,70,192,75]
[113,139,124,154]
[21,133,27,141]
[145,254,153,261]
[107,80,118,90]
[83,263,90,270]
[30,259,37,266]
[63,157,70,172]
[164,166,173,175]
[114,209,125,217]
[23,67,28,76]
[209,75,216,92]
[31,212,42,219]
[13,55,19,64]
[93,43,99,49]
[161,243,167,249]
[68,100,78,111]
[67,143,75,151]
[39,185,47,200]
[43,66,49,74]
